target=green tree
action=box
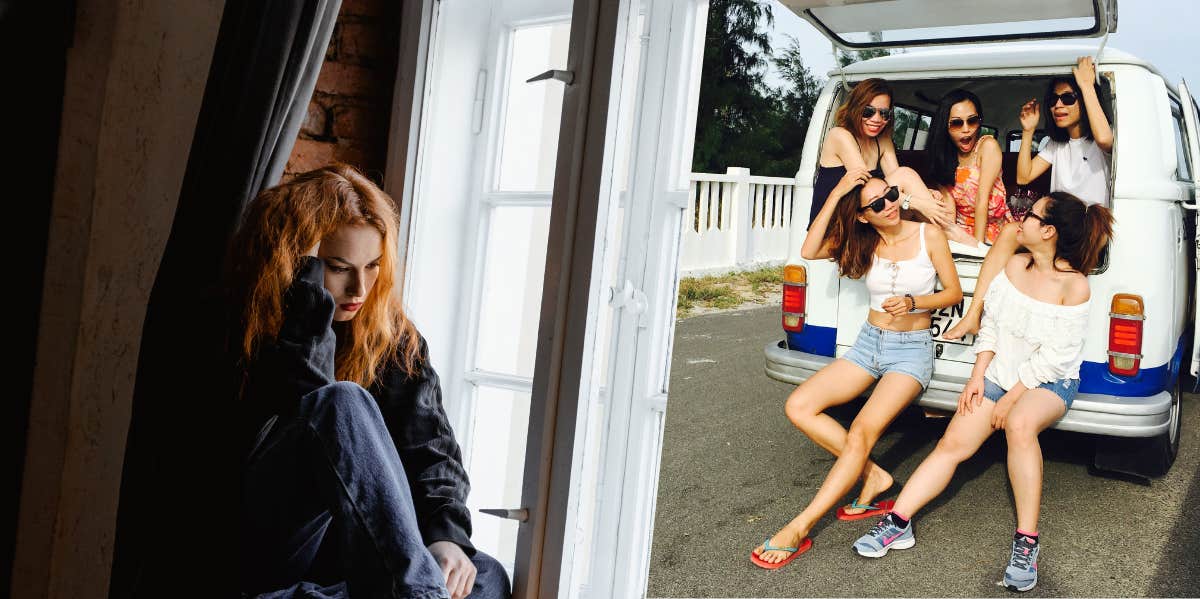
[758,35,823,177]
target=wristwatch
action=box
[901,193,912,210]
[905,293,917,312]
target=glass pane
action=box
[465,384,531,574]
[475,205,551,377]
[496,22,572,192]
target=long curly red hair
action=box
[226,163,420,388]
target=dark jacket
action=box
[241,256,475,554]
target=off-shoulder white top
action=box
[974,268,1091,390]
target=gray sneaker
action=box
[853,516,915,558]
[1004,535,1039,592]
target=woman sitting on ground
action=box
[751,177,962,569]
[229,164,510,599]
[925,88,1014,245]
[852,192,1113,593]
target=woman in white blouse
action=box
[850,192,1113,593]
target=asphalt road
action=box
[646,305,1200,598]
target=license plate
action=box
[931,296,974,345]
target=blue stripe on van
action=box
[786,324,836,357]
[1077,337,1184,397]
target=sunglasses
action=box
[858,186,900,213]
[861,106,893,121]
[1051,92,1079,106]
[1022,211,1047,225]
[948,115,982,129]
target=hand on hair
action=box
[1073,56,1096,89]
[839,166,873,190]
[1019,99,1040,132]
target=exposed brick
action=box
[300,101,328,138]
[339,22,385,64]
[315,61,381,97]
[286,139,371,176]
[332,104,388,140]
[340,0,385,17]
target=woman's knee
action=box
[306,381,382,424]
[1004,417,1040,447]
[784,388,819,426]
[843,423,877,454]
[933,434,973,462]
[470,550,513,598]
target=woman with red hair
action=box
[228,164,509,599]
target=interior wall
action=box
[11,0,223,596]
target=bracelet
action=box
[905,293,917,312]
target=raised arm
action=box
[1016,99,1051,185]
[801,165,870,260]
[974,136,1003,243]
[1074,56,1114,152]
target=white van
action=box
[764,0,1199,477]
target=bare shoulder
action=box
[1062,272,1091,305]
[825,127,855,146]
[980,135,1002,155]
[923,221,947,245]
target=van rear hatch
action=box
[779,0,1117,50]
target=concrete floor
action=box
[647,305,1200,598]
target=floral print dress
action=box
[951,135,1013,243]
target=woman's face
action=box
[1017,197,1052,246]
[947,99,981,155]
[317,223,383,322]
[860,93,891,139]
[1050,81,1082,130]
[858,178,901,227]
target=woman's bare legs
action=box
[890,400,996,519]
[782,360,893,515]
[1004,390,1067,532]
[754,371,921,564]
[944,222,1020,340]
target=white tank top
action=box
[865,223,937,312]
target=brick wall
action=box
[285,0,400,183]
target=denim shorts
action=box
[983,377,1080,409]
[841,322,935,389]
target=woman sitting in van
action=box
[752,177,962,569]
[945,56,1113,341]
[852,192,1112,593]
[230,165,510,599]
[808,77,955,233]
[925,89,1014,245]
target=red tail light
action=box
[782,264,807,332]
[1108,294,1144,376]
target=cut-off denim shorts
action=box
[983,376,1080,409]
[841,322,935,389]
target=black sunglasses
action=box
[948,115,982,129]
[1051,92,1079,106]
[859,186,900,213]
[1023,211,1047,225]
[861,106,893,121]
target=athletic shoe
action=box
[852,515,915,558]
[1004,535,1039,592]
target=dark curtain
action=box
[109,0,340,596]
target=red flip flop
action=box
[750,536,813,570]
[836,499,895,521]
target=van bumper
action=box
[764,340,1173,438]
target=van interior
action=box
[827,75,1116,203]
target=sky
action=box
[761,0,1199,95]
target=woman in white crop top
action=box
[853,192,1113,591]
[752,178,962,570]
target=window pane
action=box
[1173,104,1193,181]
[475,205,551,377]
[465,384,531,574]
[496,22,571,192]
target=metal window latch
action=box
[527,69,574,85]
[480,507,529,522]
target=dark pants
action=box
[244,381,511,599]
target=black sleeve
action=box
[251,257,337,413]
[374,335,475,555]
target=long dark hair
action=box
[827,182,883,279]
[1044,76,1099,142]
[1029,191,1114,274]
[926,88,983,188]
[835,78,894,141]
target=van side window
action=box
[1171,97,1193,182]
[1005,130,1046,152]
[892,106,931,150]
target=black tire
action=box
[1092,375,1182,479]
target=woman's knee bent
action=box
[470,550,513,599]
[1004,417,1041,447]
[784,389,821,427]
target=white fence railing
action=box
[679,166,798,276]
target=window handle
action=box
[480,507,529,522]
[527,69,574,85]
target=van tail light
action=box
[782,264,807,332]
[1108,294,1144,376]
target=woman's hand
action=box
[880,295,911,318]
[990,390,1020,430]
[958,376,985,415]
[428,541,477,599]
[1019,99,1040,133]
[839,166,873,190]
[911,193,955,229]
[1073,55,1096,89]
